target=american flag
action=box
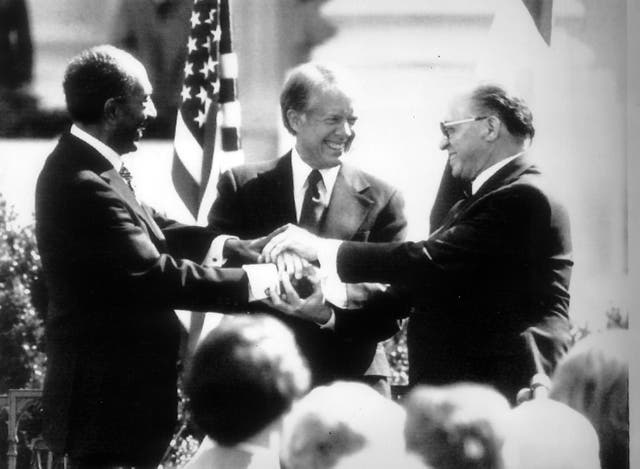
[171,0,241,221]
[171,0,242,356]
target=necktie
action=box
[299,169,324,234]
[119,164,136,195]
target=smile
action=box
[325,141,345,151]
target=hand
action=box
[274,251,309,280]
[263,265,332,324]
[261,224,321,263]
[223,235,273,264]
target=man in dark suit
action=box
[262,84,573,402]
[35,45,277,468]
[208,63,407,393]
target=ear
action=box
[485,115,501,142]
[103,97,121,123]
[286,109,303,133]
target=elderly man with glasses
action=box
[262,84,573,403]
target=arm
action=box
[337,185,548,286]
[332,188,408,340]
[75,175,249,312]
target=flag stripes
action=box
[172,0,226,219]
[218,0,241,151]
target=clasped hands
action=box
[224,224,327,323]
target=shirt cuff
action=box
[323,275,348,309]
[242,263,278,302]
[204,234,238,267]
[317,238,343,285]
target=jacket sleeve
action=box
[332,188,409,340]
[336,185,558,288]
[207,168,246,236]
[72,175,249,312]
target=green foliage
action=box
[384,318,409,386]
[0,194,46,393]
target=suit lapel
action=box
[321,164,374,239]
[99,169,166,243]
[62,132,166,244]
[433,156,536,235]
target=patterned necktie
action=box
[298,169,324,234]
[119,164,136,195]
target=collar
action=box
[70,124,123,171]
[472,151,525,195]
[291,146,341,197]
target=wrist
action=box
[308,302,332,325]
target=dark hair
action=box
[186,315,309,446]
[63,45,139,124]
[279,63,340,135]
[470,84,535,140]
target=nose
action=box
[335,120,353,138]
[439,135,449,150]
[144,98,157,120]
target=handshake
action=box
[223,224,332,323]
[223,223,322,270]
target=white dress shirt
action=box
[472,151,524,195]
[70,124,122,171]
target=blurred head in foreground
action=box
[501,398,600,469]
[403,383,510,469]
[549,329,629,469]
[281,381,406,469]
[187,315,310,446]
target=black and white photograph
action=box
[0,1,636,468]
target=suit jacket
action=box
[335,156,573,400]
[35,133,249,465]
[208,152,408,384]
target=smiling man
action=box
[208,62,407,394]
[35,45,281,469]
[262,84,574,403]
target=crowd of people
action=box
[181,315,627,469]
[32,43,629,469]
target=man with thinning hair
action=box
[208,62,407,394]
[263,84,573,402]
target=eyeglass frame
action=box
[440,116,490,139]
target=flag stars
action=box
[205,8,216,24]
[194,109,207,127]
[187,36,198,54]
[199,62,209,79]
[190,11,201,28]
[211,80,220,95]
[202,37,211,53]
[211,27,221,43]
[184,61,194,78]
[180,85,192,102]
[207,57,217,74]
[196,86,208,104]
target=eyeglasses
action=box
[440,116,489,139]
